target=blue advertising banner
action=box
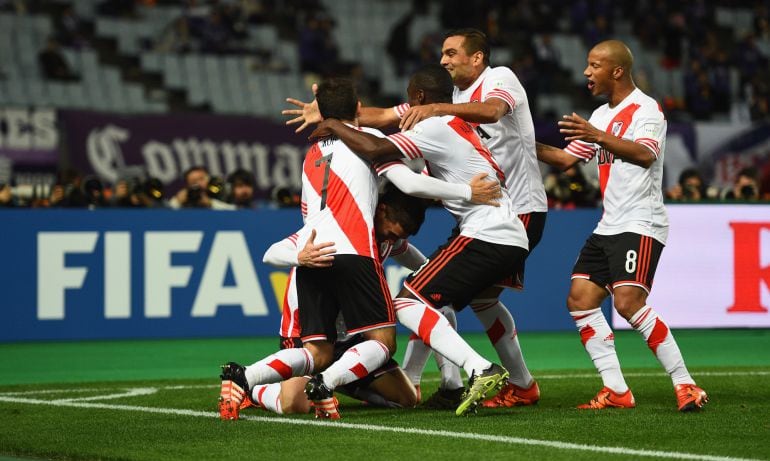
[0,208,602,342]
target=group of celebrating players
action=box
[217,28,709,421]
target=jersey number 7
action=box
[314,153,333,211]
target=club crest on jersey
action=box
[611,121,623,137]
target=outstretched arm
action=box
[559,112,657,168]
[360,106,401,129]
[282,83,400,132]
[400,99,508,131]
[383,163,500,206]
[536,142,581,171]
[309,119,402,163]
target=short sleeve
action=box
[631,105,666,159]
[564,140,597,162]
[385,118,450,162]
[393,103,410,119]
[374,159,407,176]
[482,67,525,114]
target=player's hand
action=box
[308,119,338,140]
[282,83,322,133]
[399,104,440,131]
[468,173,502,206]
[558,112,604,144]
[298,229,336,268]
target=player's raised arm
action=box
[282,83,322,133]
[400,99,508,131]
[309,119,402,163]
[558,112,656,168]
[359,106,401,129]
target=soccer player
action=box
[222,168,501,418]
[535,40,708,412]
[283,28,544,409]
[308,64,530,416]
[221,78,507,420]
[233,187,431,417]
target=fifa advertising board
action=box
[613,204,770,329]
[0,205,767,341]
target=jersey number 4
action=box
[314,153,333,210]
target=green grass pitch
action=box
[0,330,768,461]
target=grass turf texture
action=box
[0,330,768,461]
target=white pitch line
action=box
[0,395,762,461]
[0,370,767,397]
[53,387,158,403]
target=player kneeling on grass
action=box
[219,188,424,419]
[220,184,489,419]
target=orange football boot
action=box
[577,386,635,409]
[675,384,708,412]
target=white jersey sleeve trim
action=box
[485,89,516,113]
[386,132,423,159]
[634,137,660,159]
[393,103,410,119]
[564,140,595,160]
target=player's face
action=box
[441,36,477,89]
[583,48,614,97]
[374,208,409,244]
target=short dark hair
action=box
[316,78,358,121]
[444,28,490,66]
[678,168,702,186]
[379,184,427,236]
[227,168,255,188]
[410,64,454,103]
[184,165,208,183]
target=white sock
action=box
[629,305,694,386]
[571,308,628,393]
[321,340,390,389]
[395,297,491,377]
[402,333,431,386]
[434,306,464,389]
[244,348,314,388]
[250,383,283,414]
[472,300,533,388]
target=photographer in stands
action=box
[722,167,761,202]
[169,165,235,210]
[112,176,167,208]
[226,168,257,209]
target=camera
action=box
[740,184,757,199]
[682,184,700,200]
[185,176,226,207]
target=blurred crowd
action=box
[15,0,770,121]
[0,165,303,209]
[1,163,769,209]
[543,163,770,209]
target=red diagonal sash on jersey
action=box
[600,103,640,196]
[447,116,506,183]
[304,144,374,258]
[467,80,485,128]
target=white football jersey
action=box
[564,88,669,243]
[385,115,528,249]
[394,66,547,214]
[298,125,384,258]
